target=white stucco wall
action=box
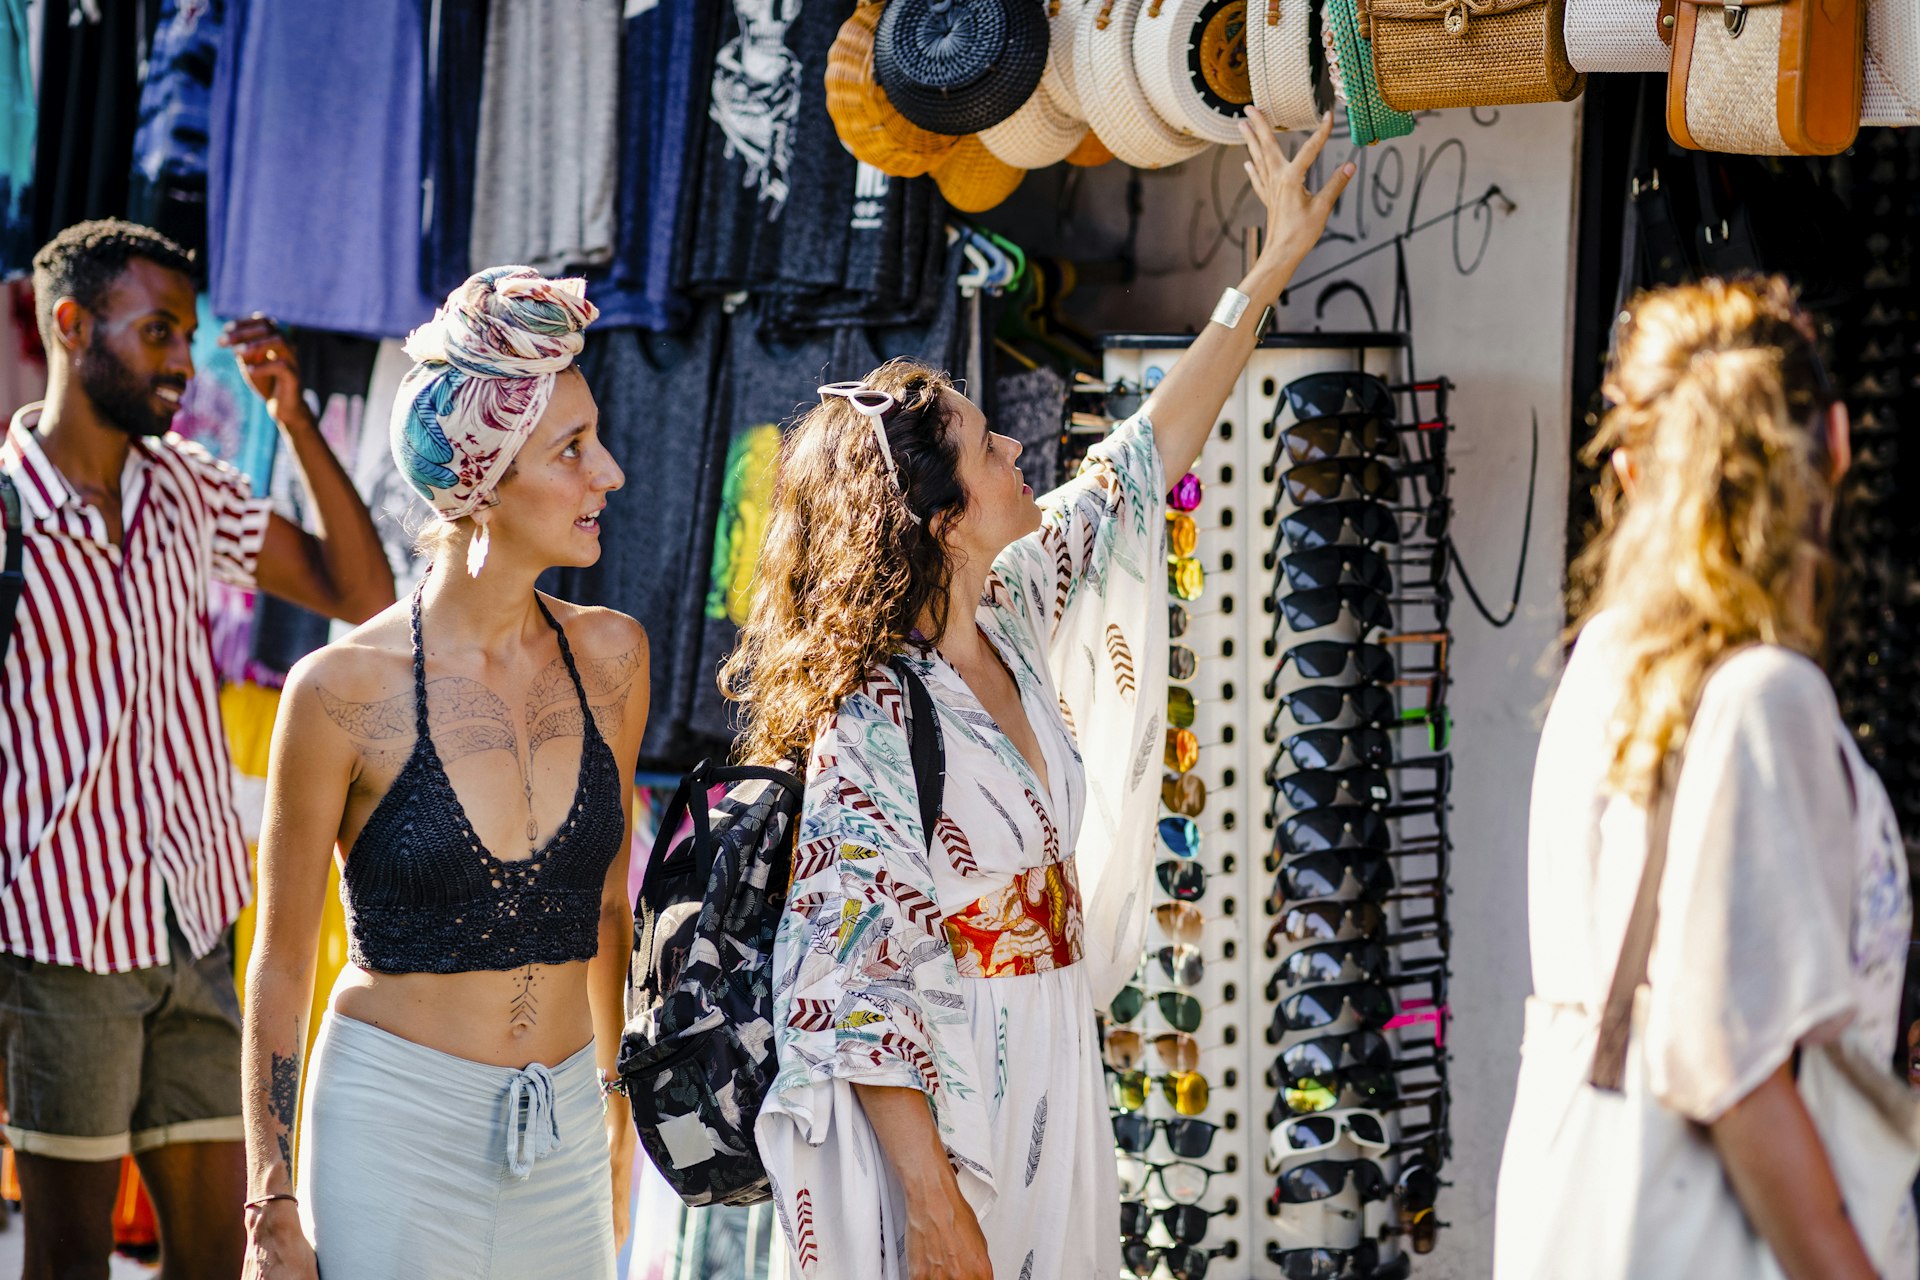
[985,99,1584,1279]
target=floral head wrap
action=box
[390,266,600,522]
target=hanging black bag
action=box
[618,655,946,1207]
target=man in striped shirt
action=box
[0,221,394,1277]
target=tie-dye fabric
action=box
[756,414,1167,1279]
[389,266,598,522]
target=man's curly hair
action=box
[31,219,196,346]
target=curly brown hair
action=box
[1570,275,1836,801]
[720,358,974,764]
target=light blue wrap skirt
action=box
[297,1013,614,1279]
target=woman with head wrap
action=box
[238,267,647,1280]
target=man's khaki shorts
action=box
[0,925,244,1161]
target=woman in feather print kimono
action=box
[723,112,1353,1279]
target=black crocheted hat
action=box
[872,0,1050,136]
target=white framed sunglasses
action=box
[1265,1107,1391,1173]
[818,381,918,521]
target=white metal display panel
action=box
[1104,336,1418,1280]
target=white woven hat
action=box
[1075,0,1210,167]
[1042,0,1090,119]
[1135,0,1256,145]
[980,79,1090,166]
[1245,0,1327,130]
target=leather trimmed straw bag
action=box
[1362,0,1585,110]
[1666,0,1864,154]
[1565,0,1915,125]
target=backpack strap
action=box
[0,471,22,670]
[886,655,946,853]
[645,758,805,893]
[1590,647,1748,1092]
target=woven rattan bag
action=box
[1668,0,1863,154]
[1564,0,1672,71]
[1364,0,1584,109]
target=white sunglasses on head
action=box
[818,382,919,522]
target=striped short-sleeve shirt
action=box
[1,404,273,973]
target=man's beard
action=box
[75,336,180,440]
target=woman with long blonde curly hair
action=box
[1494,276,1915,1280]
[730,113,1352,1280]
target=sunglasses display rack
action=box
[1095,334,1455,1280]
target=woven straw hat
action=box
[934,134,1029,211]
[1136,0,1254,145]
[874,0,1051,135]
[1074,0,1210,167]
[1321,0,1412,145]
[828,3,962,177]
[1041,0,1090,118]
[980,78,1089,166]
[1245,0,1328,130]
[1066,129,1116,164]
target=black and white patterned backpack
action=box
[618,657,944,1206]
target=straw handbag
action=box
[1075,0,1210,167]
[1564,0,1672,70]
[827,2,960,178]
[1246,0,1329,129]
[1324,0,1415,143]
[1564,0,1915,124]
[1363,0,1584,110]
[1863,0,1920,123]
[1135,0,1256,145]
[1667,0,1864,154]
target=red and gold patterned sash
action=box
[942,857,1085,978]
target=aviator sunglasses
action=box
[1109,986,1208,1033]
[1109,1067,1212,1116]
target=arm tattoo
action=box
[268,1049,301,1181]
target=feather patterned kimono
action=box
[756,415,1169,1278]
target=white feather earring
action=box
[466,520,492,577]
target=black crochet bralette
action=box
[339,587,625,975]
